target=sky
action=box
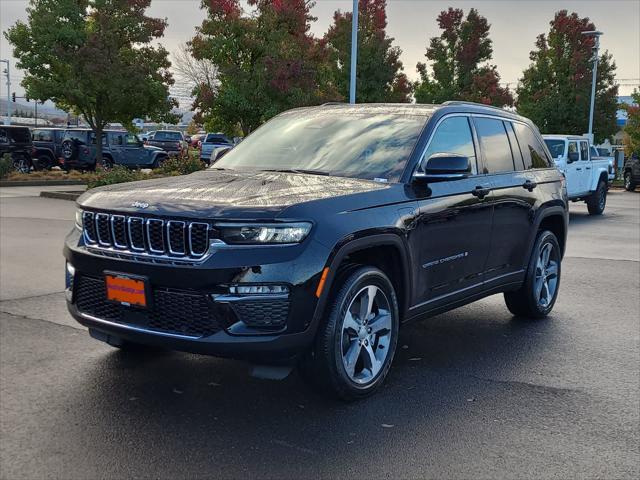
[1,0,639,100]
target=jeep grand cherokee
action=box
[65,102,568,400]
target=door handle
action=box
[586,167,591,170]
[471,186,491,199]
[523,180,538,191]
[576,168,582,171]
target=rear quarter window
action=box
[513,123,552,169]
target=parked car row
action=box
[1,125,238,173]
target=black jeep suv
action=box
[0,125,33,172]
[64,103,568,400]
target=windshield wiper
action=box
[261,168,331,176]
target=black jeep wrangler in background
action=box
[32,127,66,170]
[66,102,568,400]
[0,125,33,173]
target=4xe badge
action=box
[131,201,149,209]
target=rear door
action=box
[579,140,592,192]
[565,141,585,196]
[473,117,539,288]
[409,115,494,312]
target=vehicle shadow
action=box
[48,299,564,478]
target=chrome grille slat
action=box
[189,222,209,257]
[111,215,127,248]
[128,217,145,251]
[82,211,96,243]
[81,211,211,262]
[167,220,186,255]
[95,213,112,246]
[146,219,165,253]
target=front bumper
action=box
[64,228,331,362]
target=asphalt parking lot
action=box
[1,187,639,479]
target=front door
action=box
[123,134,145,166]
[565,141,586,196]
[408,115,493,313]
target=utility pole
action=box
[1,59,10,125]
[582,30,603,143]
[349,0,359,104]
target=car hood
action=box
[77,169,390,219]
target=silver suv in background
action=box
[200,133,233,165]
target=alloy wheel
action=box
[534,242,559,308]
[340,285,393,385]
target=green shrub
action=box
[0,154,13,179]
[86,165,147,189]
[157,155,205,176]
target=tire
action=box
[152,155,167,169]
[12,154,31,173]
[624,171,637,191]
[586,179,607,215]
[300,266,399,401]
[61,139,77,160]
[98,156,114,170]
[504,230,561,319]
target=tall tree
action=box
[414,8,513,107]
[324,0,411,103]
[516,11,618,143]
[622,90,640,157]
[5,0,176,162]
[191,0,337,136]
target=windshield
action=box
[153,131,182,141]
[544,139,565,158]
[204,134,232,144]
[215,110,427,182]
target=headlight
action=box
[75,209,83,230]
[217,222,312,244]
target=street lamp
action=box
[581,30,603,143]
[349,0,358,104]
[0,59,10,125]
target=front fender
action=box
[311,231,411,328]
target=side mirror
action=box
[568,151,579,163]
[414,153,471,183]
[184,136,191,143]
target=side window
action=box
[125,135,139,146]
[580,141,589,161]
[568,142,578,157]
[513,123,552,169]
[474,117,514,174]
[113,135,123,146]
[35,130,53,142]
[422,116,477,173]
[505,122,525,171]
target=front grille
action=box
[74,275,222,338]
[82,211,212,260]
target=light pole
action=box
[0,59,10,125]
[581,30,602,143]
[349,0,359,104]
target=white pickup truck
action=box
[543,135,611,215]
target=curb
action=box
[40,191,84,201]
[0,180,87,187]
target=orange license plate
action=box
[105,274,147,307]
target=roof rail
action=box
[442,100,508,112]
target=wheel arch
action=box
[314,233,412,326]
[533,207,568,258]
